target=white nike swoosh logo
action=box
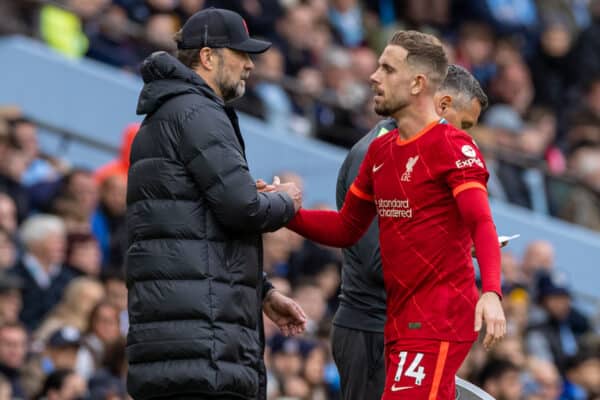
[373,163,384,172]
[391,384,414,392]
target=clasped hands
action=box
[256,176,302,212]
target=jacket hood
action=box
[136,51,222,115]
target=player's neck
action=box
[393,101,440,141]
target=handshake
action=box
[256,176,303,212]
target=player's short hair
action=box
[388,30,448,90]
[439,64,489,110]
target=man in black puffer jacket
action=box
[126,8,307,400]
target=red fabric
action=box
[349,122,493,343]
[382,339,473,400]
[94,122,140,184]
[455,188,502,298]
[287,190,376,248]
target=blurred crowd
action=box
[2,0,600,230]
[1,0,600,399]
[1,104,600,399]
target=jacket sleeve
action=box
[262,273,274,300]
[178,106,296,233]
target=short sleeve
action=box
[439,128,489,197]
[349,144,375,202]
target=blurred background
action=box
[1,0,600,399]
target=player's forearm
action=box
[456,189,502,297]
[287,192,375,247]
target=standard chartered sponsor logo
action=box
[376,198,413,218]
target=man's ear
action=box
[438,94,453,112]
[433,93,452,116]
[198,47,215,70]
[410,74,427,95]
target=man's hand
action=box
[271,176,302,212]
[475,291,506,350]
[256,179,275,193]
[263,289,307,336]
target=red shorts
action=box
[382,339,473,400]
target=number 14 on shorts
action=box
[394,351,426,385]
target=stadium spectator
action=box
[21,327,83,399]
[274,5,315,76]
[0,194,17,236]
[478,358,523,400]
[561,352,600,399]
[292,281,327,335]
[0,272,22,325]
[454,21,497,87]
[0,374,11,400]
[100,269,128,335]
[560,147,600,230]
[85,3,141,71]
[252,46,295,132]
[34,277,105,345]
[0,322,28,398]
[78,301,121,379]
[9,118,60,187]
[568,0,600,85]
[0,228,16,272]
[52,169,99,234]
[35,368,86,400]
[526,273,592,373]
[524,357,563,400]
[9,215,75,330]
[0,0,36,36]
[64,233,102,277]
[38,0,102,59]
[87,337,128,400]
[327,0,367,48]
[0,144,31,223]
[521,240,556,291]
[94,174,127,266]
[94,123,139,186]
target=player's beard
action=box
[374,96,409,116]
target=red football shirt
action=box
[350,120,489,343]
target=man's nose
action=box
[245,54,254,70]
[370,71,380,85]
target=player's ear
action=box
[411,74,426,95]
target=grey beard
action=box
[221,82,245,103]
[215,71,246,103]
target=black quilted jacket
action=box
[125,52,295,399]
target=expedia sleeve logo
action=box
[456,144,483,168]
